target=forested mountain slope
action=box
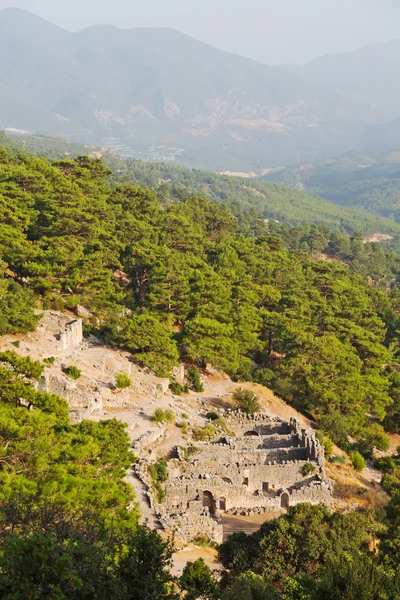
[263,149,400,222]
[6,131,400,238]
[2,146,400,597]
[2,146,400,442]
[115,157,400,237]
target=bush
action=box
[179,445,198,461]
[164,409,175,424]
[317,433,334,458]
[154,482,166,503]
[232,388,261,415]
[153,408,165,423]
[11,341,20,348]
[187,367,204,393]
[301,463,316,476]
[322,436,334,458]
[149,458,168,483]
[169,381,189,395]
[192,536,218,549]
[149,459,168,504]
[177,421,188,434]
[43,356,55,365]
[356,424,390,458]
[153,408,175,424]
[350,451,366,472]
[115,372,132,389]
[63,365,81,380]
[192,424,217,441]
[330,455,346,465]
[206,411,219,421]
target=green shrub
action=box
[43,356,55,365]
[63,365,81,380]
[153,408,175,424]
[214,417,233,435]
[187,367,204,393]
[149,459,168,503]
[169,381,189,395]
[11,341,20,348]
[356,424,390,458]
[301,463,316,476]
[149,458,168,483]
[317,432,335,458]
[154,481,166,503]
[206,411,219,421]
[232,388,261,415]
[322,436,334,458]
[153,408,165,423]
[164,409,175,424]
[192,424,217,441]
[177,421,188,434]
[350,451,366,472]
[179,445,198,461]
[330,455,346,465]
[192,536,218,549]
[115,372,132,389]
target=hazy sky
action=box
[1,0,400,63]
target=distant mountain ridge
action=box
[300,39,400,121]
[1,8,399,170]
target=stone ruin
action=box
[149,412,334,543]
[29,311,169,423]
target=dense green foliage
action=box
[114,158,400,237]
[2,148,400,443]
[233,388,261,414]
[217,503,400,599]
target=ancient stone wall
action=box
[38,373,102,424]
[157,413,333,542]
[159,514,224,545]
[54,318,83,351]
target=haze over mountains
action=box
[1,8,399,171]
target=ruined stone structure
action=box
[39,373,103,423]
[157,412,333,543]
[53,316,83,352]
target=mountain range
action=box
[1,8,399,171]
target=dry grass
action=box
[326,461,389,512]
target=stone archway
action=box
[281,492,290,509]
[244,430,259,437]
[203,491,215,514]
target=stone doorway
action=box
[219,497,227,512]
[203,491,215,515]
[280,493,290,509]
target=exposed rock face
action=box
[153,413,333,543]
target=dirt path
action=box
[171,547,221,576]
